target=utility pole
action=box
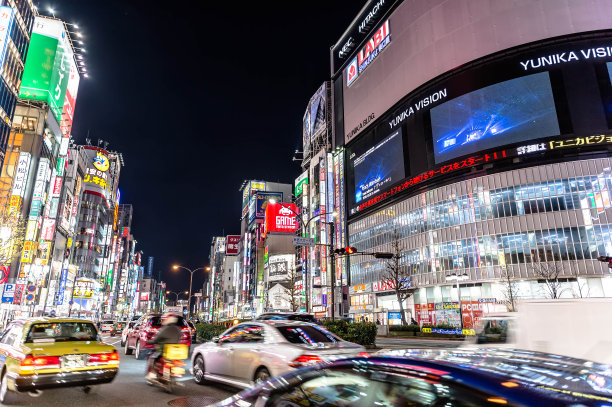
[329,222,335,320]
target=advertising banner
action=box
[38,241,51,266]
[225,235,240,255]
[73,279,94,299]
[249,191,282,223]
[461,301,484,329]
[267,255,294,282]
[41,219,56,241]
[21,241,36,263]
[60,52,80,139]
[13,284,26,305]
[264,203,299,236]
[19,17,73,123]
[0,266,8,284]
[56,268,68,305]
[295,171,308,196]
[12,152,31,198]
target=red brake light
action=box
[21,355,61,367]
[89,352,119,363]
[357,352,370,357]
[289,354,323,368]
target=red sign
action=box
[372,279,395,292]
[0,266,8,284]
[357,20,390,67]
[264,203,299,236]
[226,235,240,255]
[52,177,63,196]
[13,284,25,305]
[415,303,435,325]
[461,301,484,329]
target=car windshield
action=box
[25,322,98,342]
[102,320,114,324]
[277,325,339,344]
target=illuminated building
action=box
[332,0,612,326]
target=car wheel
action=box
[0,369,11,404]
[135,340,144,360]
[254,367,270,383]
[124,340,133,355]
[120,338,125,347]
[193,355,206,385]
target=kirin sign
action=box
[264,203,299,236]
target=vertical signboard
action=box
[19,17,72,123]
[2,283,15,303]
[0,7,14,69]
[147,256,154,278]
[11,152,31,198]
[225,235,240,255]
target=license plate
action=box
[171,367,185,375]
[62,354,85,369]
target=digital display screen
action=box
[431,72,560,164]
[352,129,405,204]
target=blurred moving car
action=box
[0,318,119,403]
[463,298,612,364]
[191,320,364,388]
[210,349,612,406]
[187,320,197,343]
[256,312,318,324]
[110,320,126,337]
[99,320,115,334]
[120,317,141,347]
[124,314,192,359]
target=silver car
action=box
[190,320,365,388]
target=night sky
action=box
[43,1,365,294]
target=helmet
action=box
[162,313,180,326]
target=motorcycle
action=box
[146,343,189,393]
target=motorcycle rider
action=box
[145,313,182,381]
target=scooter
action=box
[146,343,189,393]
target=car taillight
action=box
[357,352,370,357]
[289,354,323,368]
[20,355,61,372]
[88,352,119,365]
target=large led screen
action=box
[431,72,560,164]
[352,129,405,204]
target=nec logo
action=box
[279,207,293,216]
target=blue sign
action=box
[2,284,15,303]
[249,191,283,223]
[147,256,154,278]
[57,269,68,305]
[388,312,402,320]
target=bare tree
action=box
[500,267,519,311]
[568,263,588,298]
[531,261,566,299]
[283,266,303,312]
[382,230,417,325]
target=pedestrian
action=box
[411,317,418,325]
[365,317,369,323]
[376,318,381,325]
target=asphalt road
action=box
[1,335,237,407]
[375,337,463,350]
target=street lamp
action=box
[165,290,188,305]
[268,199,338,315]
[446,272,469,330]
[172,265,210,319]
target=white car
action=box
[99,319,115,333]
[190,320,366,388]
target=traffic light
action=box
[597,256,612,268]
[333,247,358,255]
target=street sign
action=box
[2,284,15,303]
[293,236,315,247]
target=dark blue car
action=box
[208,348,612,406]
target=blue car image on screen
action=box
[431,71,560,164]
[353,129,405,203]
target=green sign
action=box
[19,17,71,123]
[295,172,308,196]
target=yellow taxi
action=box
[0,317,119,403]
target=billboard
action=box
[249,191,283,223]
[226,235,240,255]
[11,152,31,198]
[295,171,308,196]
[20,17,74,123]
[431,72,559,164]
[346,34,612,216]
[264,203,299,236]
[302,83,327,154]
[336,0,612,144]
[60,55,80,139]
[73,279,94,298]
[266,254,294,282]
[82,147,113,200]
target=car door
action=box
[229,323,266,382]
[205,326,242,378]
